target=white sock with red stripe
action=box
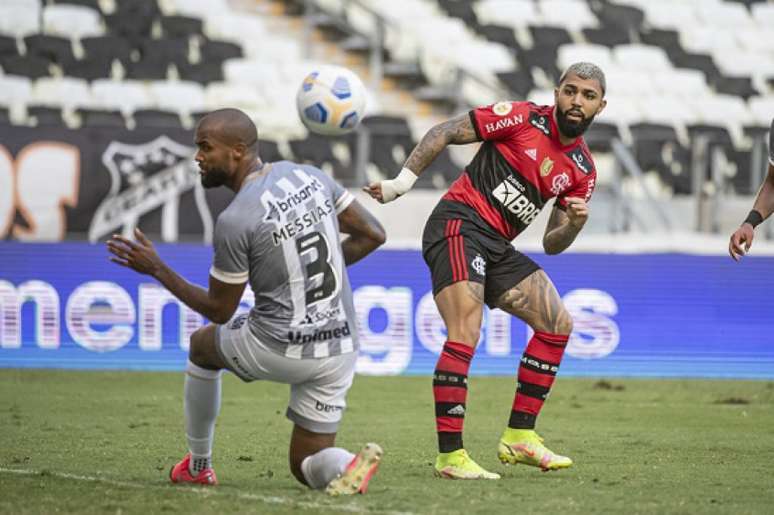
[300,447,355,489]
[184,360,222,474]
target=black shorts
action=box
[422,200,540,308]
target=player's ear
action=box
[232,142,247,160]
[596,98,607,116]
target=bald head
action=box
[196,108,259,154]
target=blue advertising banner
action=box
[0,242,772,378]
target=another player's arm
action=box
[542,198,589,255]
[729,162,774,261]
[337,199,386,265]
[363,113,479,203]
[107,228,246,323]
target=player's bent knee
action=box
[188,326,220,369]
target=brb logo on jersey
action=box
[492,177,540,225]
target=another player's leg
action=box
[495,269,573,471]
[432,282,499,480]
[289,425,382,495]
[170,324,226,485]
[287,352,382,494]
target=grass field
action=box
[1,370,773,514]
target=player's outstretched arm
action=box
[363,112,479,203]
[338,199,386,265]
[542,197,589,255]
[107,228,246,323]
[729,163,774,261]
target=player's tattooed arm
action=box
[337,199,386,265]
[543,197,589,255]
[404,113,479,174]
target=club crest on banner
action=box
[88,135,213,244]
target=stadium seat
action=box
[748,96,774,127]
[178,62,224,84]
[473,0,541,27]
[0,76,33,109]
[149,80,206,117]
[43,4,104,39]
[205,14,267,43]
[76,108,127,128]
[0,106,10,125]
[0,55,52,79]
[24,35,76,66]
[582,27,631,48]
[538,0,599,30]
[0,36,19,58]
[205,82,268,113]
[612,44,672,72]
[200,39,243,62]
[140,38,190,66]
[290,132,356,185]
[160,15,204,38]
[751,2,774,26]
[132,108,183,129]
[126,57,173,81]
[639,28,681,54]
[557,44,614,72]
[33,77,93,111]
[590,2,644,33]
[0,5,41,38]
[695,2,754,28]
[91,79,153,115]
[81,35,134,63]
[164,0,230,18]
[27,105,65,126]
[497,70,534,98]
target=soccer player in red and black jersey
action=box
[729,118,774,261]
[365,62,607,479]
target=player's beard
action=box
[200,167,229,189]
[556,106,595,138]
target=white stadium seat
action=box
[612,45,672,72]
[204,14,267,43]
[205,82,268,112]
[696,2,754,29]
[748,96,774,127]
[43,4,104,39]
[0,76,33,107]
[680,27,739,55]
[474,0,542,27]
[639,1,696,31]
[557,44,614,72]
[751,3,774,27]
[149,81,206,115]
[0,5,40,37]
[33,77,93,109]
[539,0,599,30]
[91,79,153,115]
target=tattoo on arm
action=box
[404,113,479,175]
[543,206,582,255]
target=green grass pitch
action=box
[2,370,773,514]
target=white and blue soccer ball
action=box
[296,65,367,136]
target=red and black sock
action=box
[433,340,474,453]
[508,331,569,429]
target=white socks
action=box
[184,360,222,474]
[300,447,355,489]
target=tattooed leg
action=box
[495,270,572,335]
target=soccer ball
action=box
[296,65,367,136]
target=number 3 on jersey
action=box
[296,231,338,306]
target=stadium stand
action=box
[0,0,770,200]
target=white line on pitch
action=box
[0,467,415,515]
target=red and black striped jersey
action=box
[442,101,597,241]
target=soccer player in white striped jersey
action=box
[107,108,385,495]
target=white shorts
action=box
[215,314,357,434]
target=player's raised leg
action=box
[432,281,499,480]
[495,270,573,471]
[170,324,226,485]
